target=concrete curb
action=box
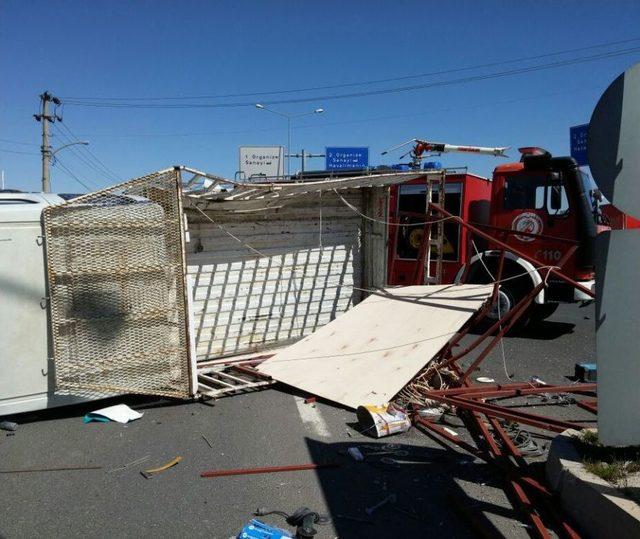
[546,429,640,539]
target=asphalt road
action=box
[0,303,596,539]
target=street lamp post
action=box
[255,104,324,177]
[45,141,90,192]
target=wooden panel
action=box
[258,284,492,409]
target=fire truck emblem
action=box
[512,212,543,242]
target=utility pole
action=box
[34,91,62,193]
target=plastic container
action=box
[356,403,411,438]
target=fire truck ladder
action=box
[422,171,446,284]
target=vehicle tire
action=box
[487,279,531,328]
[528,302,559,322]
[464,258,533,328]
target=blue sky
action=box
[1,0,640,193]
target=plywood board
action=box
[258,284,492,409]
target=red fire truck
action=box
[387,145,617,323]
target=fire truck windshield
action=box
[503,175,546,210]
[503,174,570,216]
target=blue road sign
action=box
[325,147,369,170]
[570,124,589,166]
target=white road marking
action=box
[294,396,331,438]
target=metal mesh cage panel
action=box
[43,169,192,398]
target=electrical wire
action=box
[61,46,640,109]
[334,189,455,226]
[52,157,97,191]
[56,121,122,182]
[0,147,39,155]
[61,36,640,102]
[0,138,39,146]
[470,240,514,381]
[57,85,599,141]
[52,124,119,184]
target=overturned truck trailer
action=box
[0,166,426,415]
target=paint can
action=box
[356,403,411,438]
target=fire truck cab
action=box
[462,149,596,321]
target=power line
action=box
[60,46,640,109]
[60,36,640,102]
[65,84,598,140]
[52,157,96,191]
[0,138,39,147]
[52,123,120,183]
[59,122,122,181]
[54,121,122,182]
[0,147,39,155]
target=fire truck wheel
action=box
[528,302,559,322]
[487,281,529,327]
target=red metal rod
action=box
[509,479,551,539]
[426,383,597,400]
[464,410,550,538]
[230,365,272,379]
[440,243,579,376]
[426,394,585,433]
[458,284,543,383]
[440,301,492,359]
[426,382,539,396]
[487,417,582,539]
[417,416,553,498]
[418,413,579,538]
[452,396,588,432]
[417,416,556,499]
[388,216,401,281]
[428,204,594,298]
[200,462,339,478]
[576,400,598,414]
[413,417,485,458]
[438,282,542,372]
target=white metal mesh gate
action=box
[43,169,193,398]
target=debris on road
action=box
[200,462,340,479]
[416,407,443,421]
[0,465,102,474]
[83,404,143,424]
[575,362,597,382]
[201,433,213,448]
[236,518,293,539]
[365,493,397,516]
[197,363,275,399]
[108,455,150,473]
[253,506,329,538]
[140,456,182,479]
[356,403,411,438]
[0,420,18,432]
